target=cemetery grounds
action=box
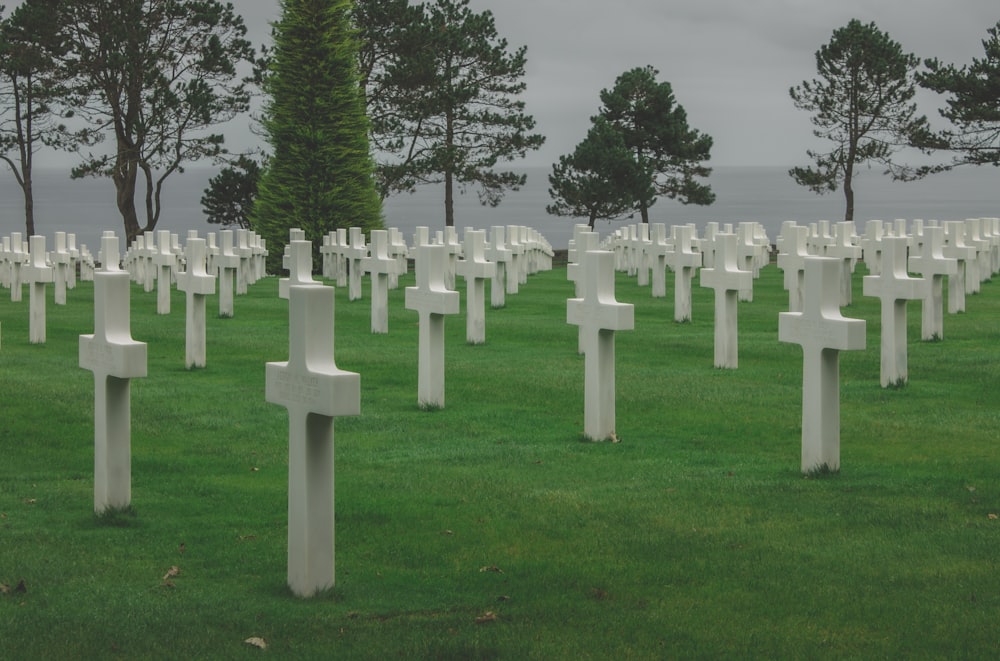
[1,261,998,659]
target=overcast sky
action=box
[201,2,1000,168]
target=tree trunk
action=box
[113,144,143,244]
[843,163,855,221]
[445,168,455,227]
[23,176,35,237]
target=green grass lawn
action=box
[1,256,998,659]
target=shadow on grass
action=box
[93,505,139,528]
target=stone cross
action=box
[506,225,524,294]
[334,228,348,288]
[215,230,240,317]
[777,223,809,312]
[265,283,360,598]
[825,221,861,306]
[153,230,174,314]
[647,223,671,298]
[177,237,216,369]
[346,227,367,302]
[457,229,496,345]
[567,249,635,441]
[736,223,759,301]
[235,229,252,295]
[487,226,511,308]
[278,239,321,300]
[80,232,148,514]
[779,256,866,473]
[567,231,600,354]
[964,218,989,293]
[699,233,753,368]
[860,220,884,276]
[52,232,70,305]
[66,233,79,290]
[361,229,396,334]
[862,236,928,387]
[908,225,957,341]
[8,232,25,302]
[405,244,460,409]
[941,220,975,314]
[141,231,156,293]
[443,226,461,289]
[25,235,54,344]
[388,227,408,289]
[320,232,338,280]
[666,224,702,322]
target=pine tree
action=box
[252,0,382,273]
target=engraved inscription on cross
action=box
[79,232,148,514]
[567,249,634,441]
[779,256,865,473]
[265,283,360,598]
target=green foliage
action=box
[53,0,255,243]
[252,0,383,273]
[545,116,650,228]
[789,19,932,220]
[0,0,76,236]
[596,65,715,223]
[200,155,261,229]
[366,0,545,226]
[916,20,1000,171]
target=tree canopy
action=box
[251,0,382,273]
[369,0,544,227]
[789,19,932,221]
[916,20,1000,172]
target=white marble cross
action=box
[346,227,367,302]
[388,227,408,289]
[567,231,601,355]
[9,232,25,302]
[567,249,634,441]
[153,230,174,314]
[215,230,240,317]
[860,220,884,276]
[266,282,360,597]
[667,224,702,322]
[80,232,148,513]
[141,231,156,293]
[278,239,321,300]
[862,236,928,387]
[178,237,216,369]
[506,225,524,294]
[235,229,252,295]
[699,233,753,368]
[908,225,957,341]
[942,221,975,314]
[52,232,70,305]
[647,223,671,299]
[736,222,759,301]
[457,229,496,344]
[405,244,460,409]
[777,223,809,312]
[779,256,866,473]
[487,226,511,308]
[25,235,54,344]
[825,221,861,306]
[361,229,396,334]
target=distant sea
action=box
[0,165,997,255]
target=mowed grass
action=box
[1,253,998,659]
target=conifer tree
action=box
[252,0,382,273]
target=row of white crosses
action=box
[0,231,91,303]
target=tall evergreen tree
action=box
[915,20,1000,172]
[375,0,544,227]
[597,66,715,224]
[789,19,932,221]
[253,0,382,273]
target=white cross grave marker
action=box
[648,223,671,298]
[699,233,753,368]
[266,283,360,597]
[487,226,511,308]
[346,227,367,302]
[278,239,321,300]
[25,235,53,344]
[908,225,957,341]
[52,232,70,305]
[457,229,496,344]
[9,232,25,302]
[567,249,635,441]
[80,232,148,513]
[777,223,809,313]
[942,220,975,314]
[177,237,216,369]
[779,256,866,473]
[215,230,240,317]
[153,230,174,314]
[862,236,927,387]
[667,224,703,322]
[405,244,460,408]
[361,229,396,334]
[567,231,600,354]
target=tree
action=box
[597,66,715,224]
[201,155,261,229]
[0,0,73,236]
[374,0,544,226]
[251,0,382,273]
[789,19,932,221]
[546,116,651,229]
[915,20,1000,172]
[55,0,255,243]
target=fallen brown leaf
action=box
[178,543,186,555]
[441,530,454,536]
[0,584,9,594]
[249,467,259,472]
[162,566,181,581]
[988,513,998,520]
[244,636,268,650]
[479,565,503,574]
[474,611,497,624]
[23,499,35,505]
